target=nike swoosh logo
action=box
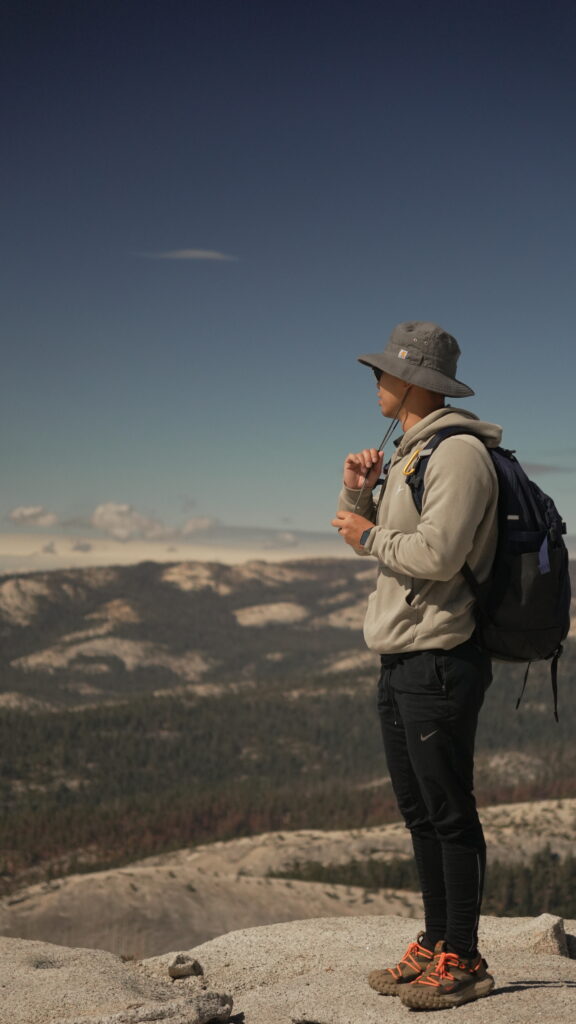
[420,730,438,742]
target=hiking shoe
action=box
[367,932,435,995]
[399,940,495,1010]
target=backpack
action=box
[402,427,572,719]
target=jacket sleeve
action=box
[362,438,497,580]
[337,485,376,519]
[337,485,377,557]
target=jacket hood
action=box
[396,406,502,456]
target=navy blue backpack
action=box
[404,427,571,719]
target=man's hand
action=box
[343,448,383,489]
[331,511,374,550]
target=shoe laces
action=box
[392,940,430,977]
[403,940,422,963]
[423,951,460,986]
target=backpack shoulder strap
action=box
[404,427,489,617]
[404,426,482,514]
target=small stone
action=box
[168,952,204,979]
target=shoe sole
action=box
[400,974,495,1009]
[367,969,403,995]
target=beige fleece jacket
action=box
[338,407,502,653]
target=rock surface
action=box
[0,935,232,1024]
[65,992,232,1024]
[180,912,576,1024]
[3,913,575,1024]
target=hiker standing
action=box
[332,322,500,1009]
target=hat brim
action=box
[358,352,475,398]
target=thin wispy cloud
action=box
[9,505,58,527]
[136,249,238,262]
[91,503,169,542]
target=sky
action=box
[2,0,576,572]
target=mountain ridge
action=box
[2,797,576,958]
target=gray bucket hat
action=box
[358,321,474,398]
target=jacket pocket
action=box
[406,577,434,611]
[433,654,448,693]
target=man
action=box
[331,322,500,1010]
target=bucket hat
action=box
[358,321,474,398]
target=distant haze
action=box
[1,531,575,575]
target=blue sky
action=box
[2,0,576,571]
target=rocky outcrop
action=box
[174,912,576,1024]
[65,993,232,1024]
[3,913,575,1024]
[0,935,232,1024]
[167,953,204,979]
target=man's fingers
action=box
[347,449,383,470]
[343,448,384,490]
[367,448,384,468]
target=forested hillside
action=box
[0,559,574,894]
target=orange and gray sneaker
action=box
[399,940,495,1009]
[367,932,435,995]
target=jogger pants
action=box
[377,636,492,957]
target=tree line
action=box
[270,846,576,919]
[1,644,575,894]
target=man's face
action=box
[375,370,408,417]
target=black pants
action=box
[377,637,492,958]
